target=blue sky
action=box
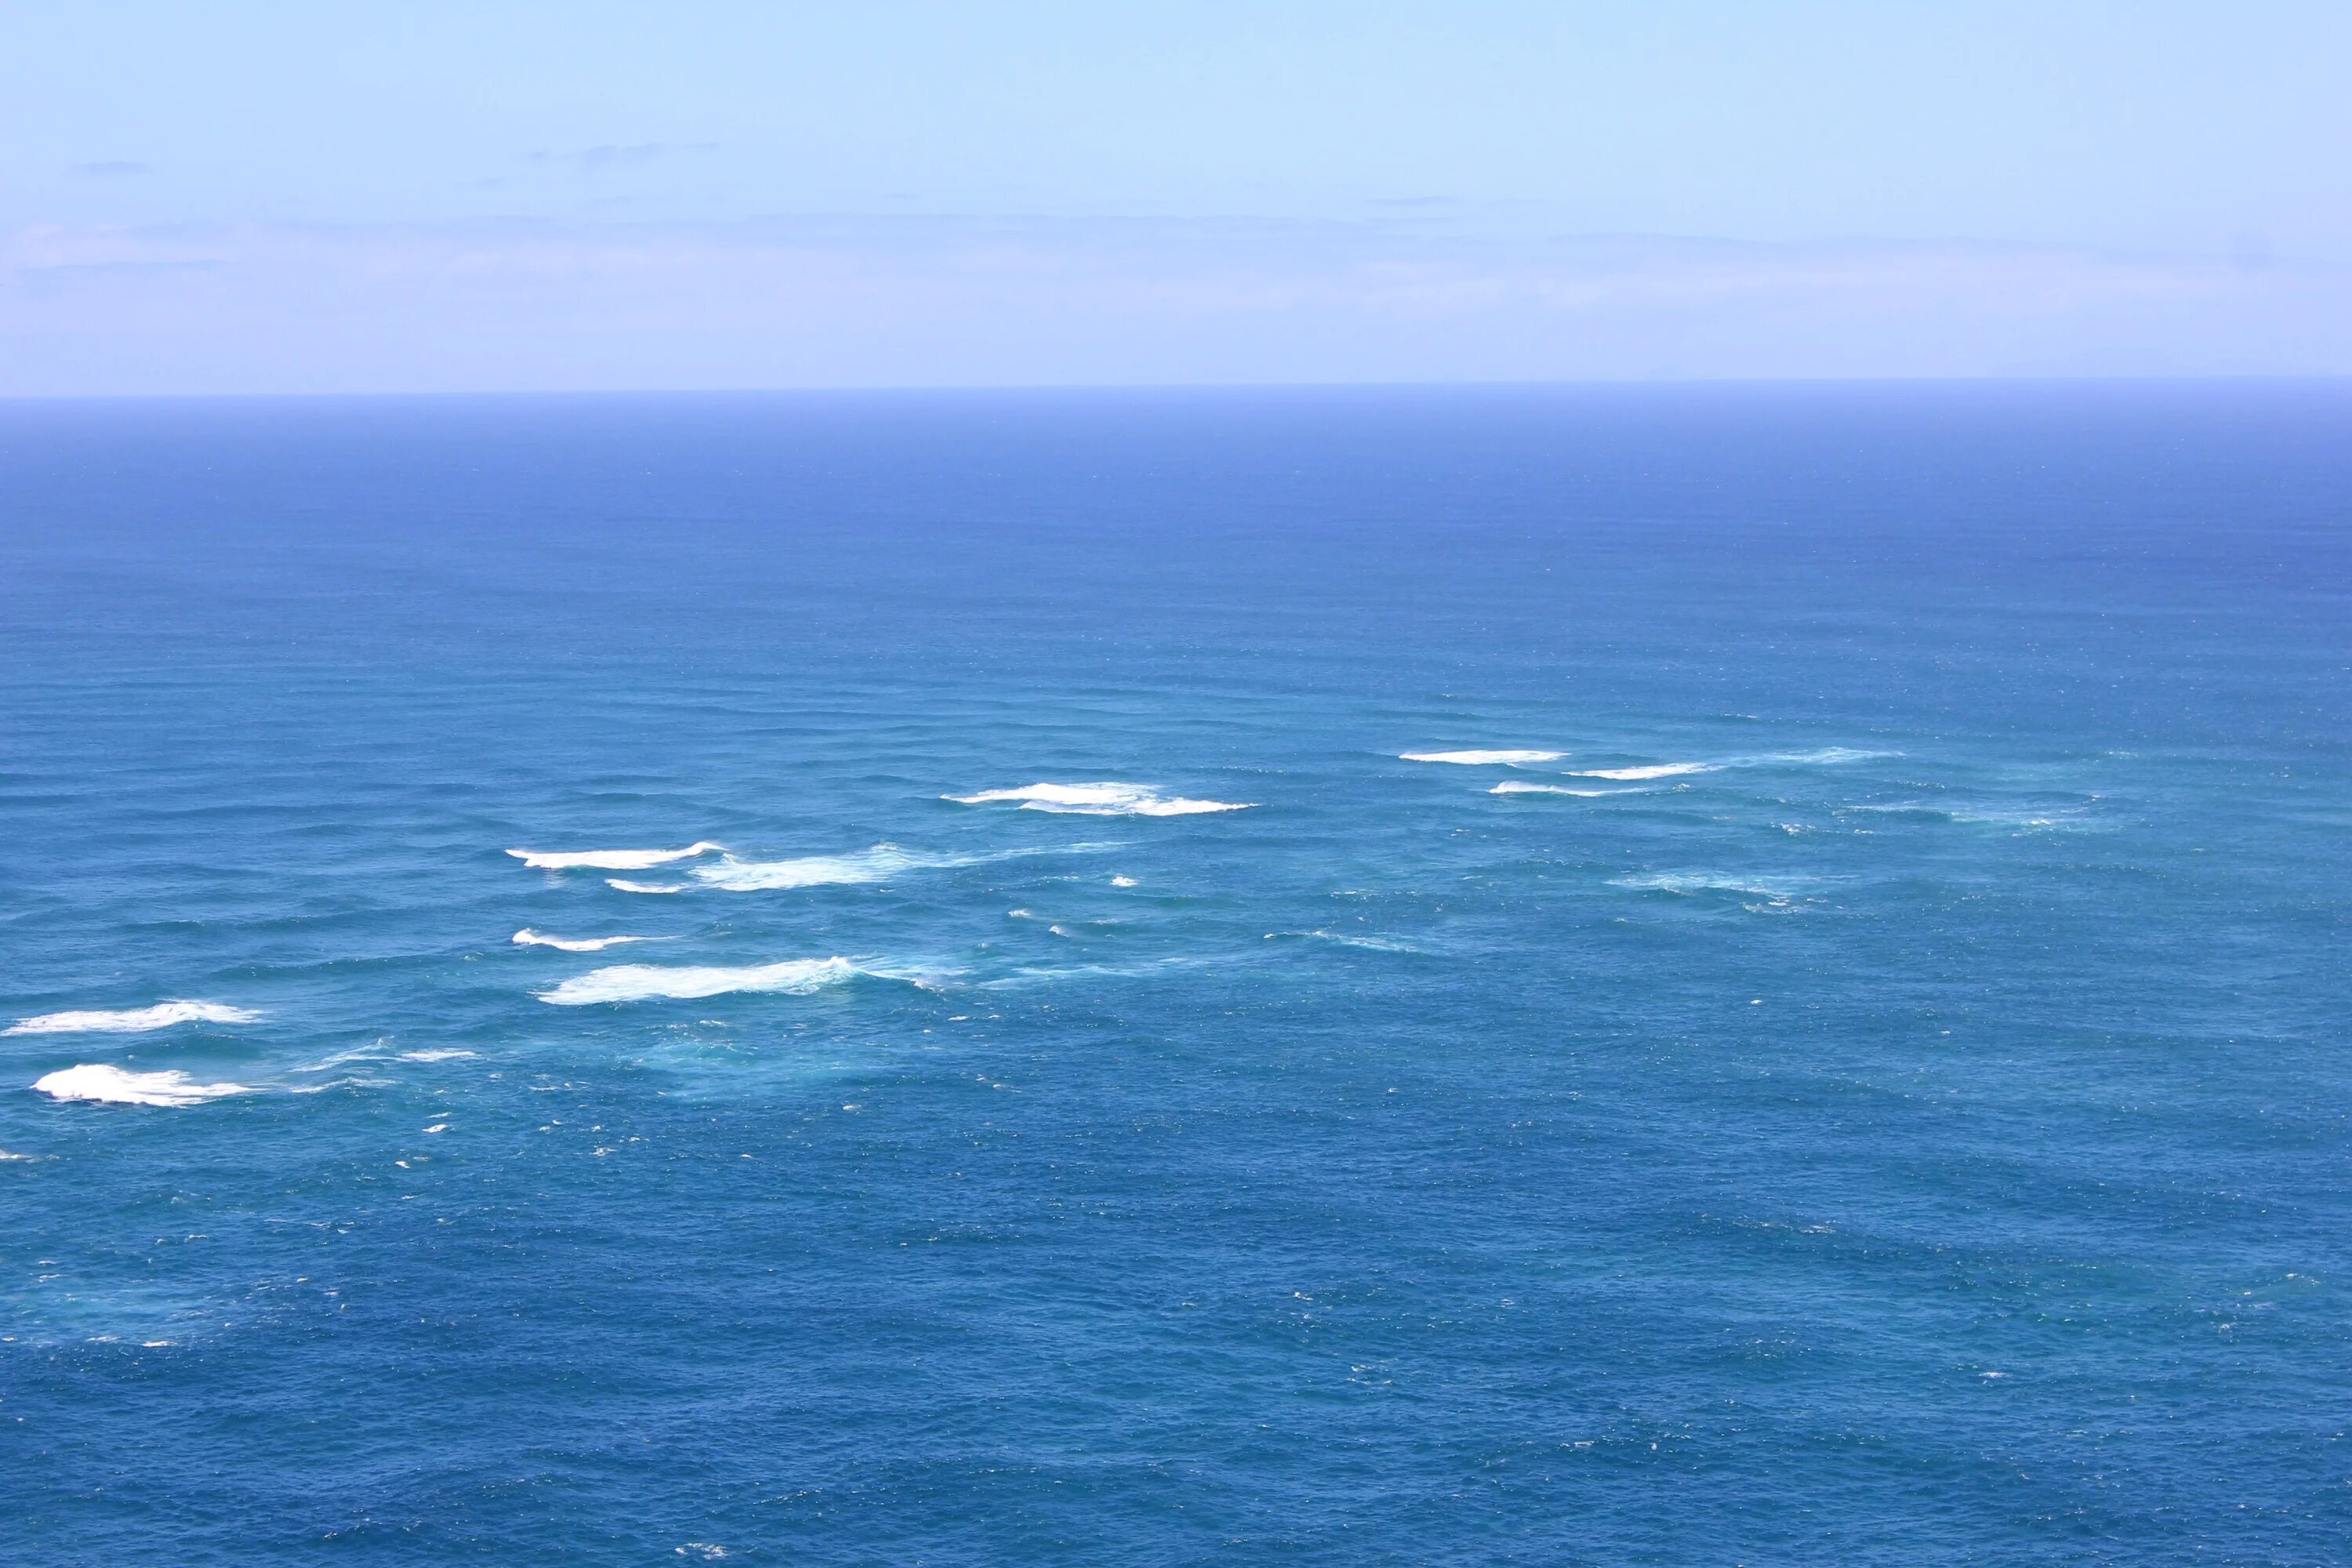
[5,2,2349,392]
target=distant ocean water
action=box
[2,385,2348,1565]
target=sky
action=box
[4,1,2349,393]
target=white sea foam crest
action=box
[1611,872,1824,900]
[32,1065,254,1106]
[946,782,1252,816]
[513,929,671,952]
[1490,781,1628,797]
[607,879,688,894]
[691,844,938,891]
[5,1001,260,1036]
[1569,748,1891,781]
[538,956,862,1006]
[507,841,723,870]
[1400,750,1563,765]
[1571,762,1719,780]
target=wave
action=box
[1269,928,1421,953]
[1568,748,1893,782]
[32,1065,254,1107]
[397,1049,477,1062]
[606,879,689,894]
[537,956,863,1006]
[1763,747,1891,766]
[1400,750,1563,765]
[1490,781,1633,797]
[1611,872,1826,901]
[0,1148,38,1161]
[506,841,723,870]
[946,782,1253,816]
[512,929,671,952]
[1570,763,1718,780]
[5,1001,260,1036]
[1845,801,2086,832]
[1110,875,1138,887]
[691,844,938,891]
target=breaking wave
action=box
[537,956,863,1005]
[506,842,723,870]
[512,929,670,952]
[1611,872,1828,902]
[1400,750,1563,765]
[1571,763,1718,780]
[5,1001,260,1036]
[691,844,939,891]
[946,782,1253,816]
[32,1065,255,1106]
[1490,781,1632,797]
[607,879,689,894]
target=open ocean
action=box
[2,385,2348,1565]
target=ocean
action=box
[2,385,2347,1564]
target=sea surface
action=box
[2,385,2348,1565]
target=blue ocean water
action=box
[2,385,2348,1565]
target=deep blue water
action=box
[2,385,2348,1565]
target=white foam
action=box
[32,1065,254,1107]
[507,841,722,870]
[1762,747,1891,765]
[1110,875,1138,887]
[397,1049,476,1062]
[606,879,688,894]
[1570,762,1718,780]
[1490,782,1627,797]
[691,844,935,891]
[512,929,670,952]
[5,1001,260,1036]
[1610,872,1823,900]
[538,956,862,1006]
[1400,750,1563,765]
[0,1148,37,1161]
[946,782,1253,816]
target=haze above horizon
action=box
[6,2,2350,394]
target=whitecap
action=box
[1110,876,1138,887]
[1610,872,1825,900]
[1570,762,1718,781]
[0,1148,38,1161]
[1490,782,1632,797]
[507,841,723,870]
[5,1001,260,1036]
[512,929,671,952]
[946,782,1253,816]
[32,1065,254,1107]
[607,879,689,895]
[1759,747,1892,766]
[1399,750,1563,765]
[537,956,862,1006]
[397,1049,477,1062]
[691,844,936,891]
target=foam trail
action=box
[1760,747,1892,765]
[1400,750,1563,765]
[946,782,1253,816]
[507,842,723,870]
[512,930,670,952]
[538,956,862,1005]
[607,879,688,895]
[33,1065,253,1106]
[5,1001,260,1036]
[397,1049,477,1062]
[1610,872,1824,900]
[1490,782,1629,797]
[1571,763,1717,780]
[692,844,935,891]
